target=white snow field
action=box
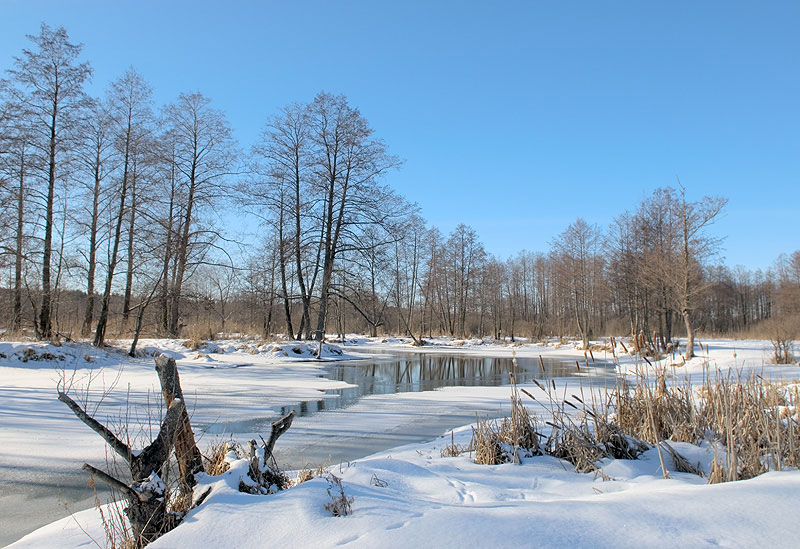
[2,336,799,548]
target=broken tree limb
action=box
[240,411,296,494]
[61,390,189,547]
[154,354,204,494]
[130,398,186,480]
[59,389,185,479]
[154,354,187,403]
[82,463,144,501]
[264,410,295,460]
[58,391,132,463]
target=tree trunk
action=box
[123,161,138,324]
[154,355,204,496]
[13,148,25,333]
[160,180,175,334]
[39,102,58,340]
[277,198,294,338]
[682,308,695,360]
[82,148,102,337]
[292,165,312,340]
[94,166,128,347]
[59,383,192,547]
[170,165,197,337]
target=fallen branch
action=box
[264,410,295,459]
[58,391,132,462]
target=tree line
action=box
[1,25,797,358]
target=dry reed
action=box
[455,354,799,485]
[469,371,542,465]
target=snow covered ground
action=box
[3,336,799,547]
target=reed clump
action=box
[203,439,237,476]
[542,385,649,473]
[440,431,470,458]
[295,464,327,485]
[469,373,542,465]
[698,372,799,482]
[614,370,702,443]
[456,359,799,485]
[613,366,800,483]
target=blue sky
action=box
[2,1,797,270]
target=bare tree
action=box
[392,214,429,343]
[162,92,237,337]
[245,93,402,342]
[0,98,37,332]
[76,98,115,336]
[196,265,238,336]
[445,224,486,337]
[673,185,726,358]
[308,92,401,341]
[334,226,396,337]
[94,68,153,347]
[246,104,318,339]
[4,24,92,339]
[552,218,604,349]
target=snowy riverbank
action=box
[3,336,799,547]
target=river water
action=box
[200,352,614,436]
[3,351,615,546]
[201,352,616,469]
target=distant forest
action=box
[1,25,798,358]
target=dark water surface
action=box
[203,352,615,435]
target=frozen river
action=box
[2,351,615,546]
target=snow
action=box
[2,336,800,547]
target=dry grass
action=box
[203,439,237,476]
[182,337,206,351]
[440,431,470,458]
[613,365,800,483]
[324,474,354,517]
[698,372,799,481]
[470,372,542,465]
[451,355,799,486]
[660,441,704,476]
[464,378,648,472]
[295,464,328,485]
[93,492,136,549]
[542,383,649,473]
[614,369,702,443]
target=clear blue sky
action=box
[2,0,797,270]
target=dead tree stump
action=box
[59,393,186,546]
[155,354,203,498]
[59,355,205,547]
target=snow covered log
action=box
[241,411,296,494]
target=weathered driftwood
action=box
[242,411,295,493]
[59,355,204,547]
[155,354,203,496]
[59,392,186,546]
[264,410,295,459]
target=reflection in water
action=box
[203,353,614,435]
